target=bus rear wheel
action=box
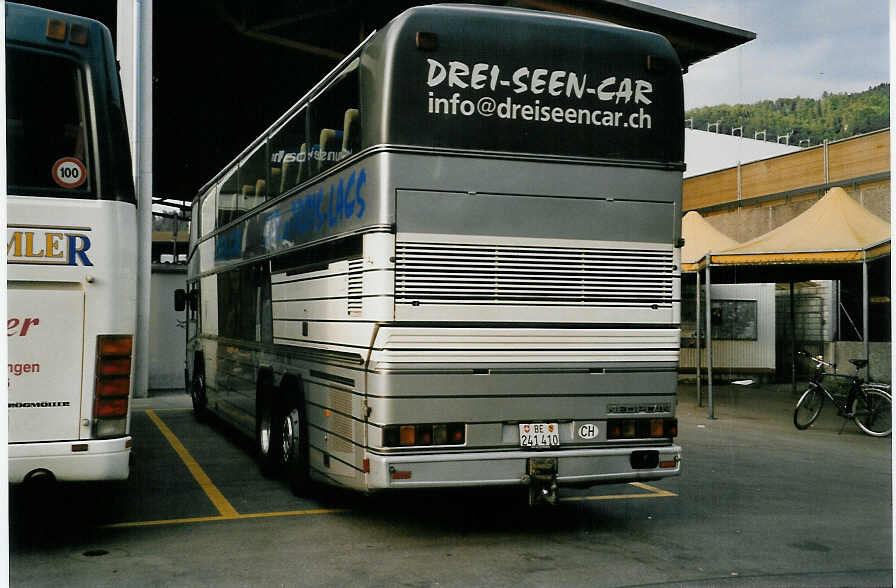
[281,392,310,496]
[256,382,282,478]
[190,370,207,422]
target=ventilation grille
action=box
[395,241,674,307]
[347,258,363,316]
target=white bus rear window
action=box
[6,47,93,196]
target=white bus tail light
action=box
[93,335,133,438]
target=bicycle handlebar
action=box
[797,350,835,370]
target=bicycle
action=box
[793,351,892,437]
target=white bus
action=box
[7,4,136,483]
[180,5,682,504]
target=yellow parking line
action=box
[106,481,673,528]
[629,481,678,497]
[145,409,239,518]
[559,481,677,502]
[105,508,347,529]
[119,411,674,528]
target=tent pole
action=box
[696,269,702,407]
[706,264,714,419]
[863,259,870,380]
[790,281,796,397]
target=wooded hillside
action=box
[686,83,889,146]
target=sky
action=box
[643,0,889,110]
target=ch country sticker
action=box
[7,226,93,266]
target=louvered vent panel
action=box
[395,241,674,307]
[347,258,364,316]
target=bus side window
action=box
[217,168,238,227]
[237,141,268,212]
[342,108,360,158]
[268,108,307,197]
[257,264,273,344]
[317,128,343,175]
[200,185,217,237]
[307,60,360,182]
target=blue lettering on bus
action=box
[314,190,325,231]
[355,169,366,219]
[262,208,281,252]
[263,169,367,253]
[343,172,357,217]
[214,225,243,261]
[67,234,93,266]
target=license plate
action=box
[519,423,560,448]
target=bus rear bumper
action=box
[8,437,131,483]
[366,444,681,490]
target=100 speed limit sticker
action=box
[52,157,87,189]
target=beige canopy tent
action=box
[706,187,890,266]
[686,187,891,417]
[680,211,741,407]
[681,210,740,272]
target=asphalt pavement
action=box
[9,381,893,587]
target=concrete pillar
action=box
[118,0,153,397]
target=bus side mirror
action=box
[174,289,186,311]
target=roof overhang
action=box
[510,0,756,70]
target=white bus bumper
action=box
[8,437,131,483]
[366,444,681,489]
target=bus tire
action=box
[190,359,208,422]
[281,383,311,496]
[256,374,282,477]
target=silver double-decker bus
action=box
[180,4,683,504]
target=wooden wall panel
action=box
[740,148,824,199]
[828,131,889,182]
[683,130,889,211]
[682,167,738,210]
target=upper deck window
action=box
[308,59,361,179]
[6,47,95,196]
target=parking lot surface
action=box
[9,383,893,587]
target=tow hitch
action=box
[523,457,558,506]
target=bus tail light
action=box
[46,18,66,41]
[383,423,465,447]
[94,335,133,438]
[45,17,89,46]
[607,418,677,440]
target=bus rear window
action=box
[6,47,94,197]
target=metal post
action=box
[823,139,830,184]
[790,281,796,396]
[696,270,702,407]
[705,264,714,419]
[736,162,742,202]
[863,259,870,380]
[135,0,153,397]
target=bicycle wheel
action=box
[794,386,824,429]
[853,386,891,437]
